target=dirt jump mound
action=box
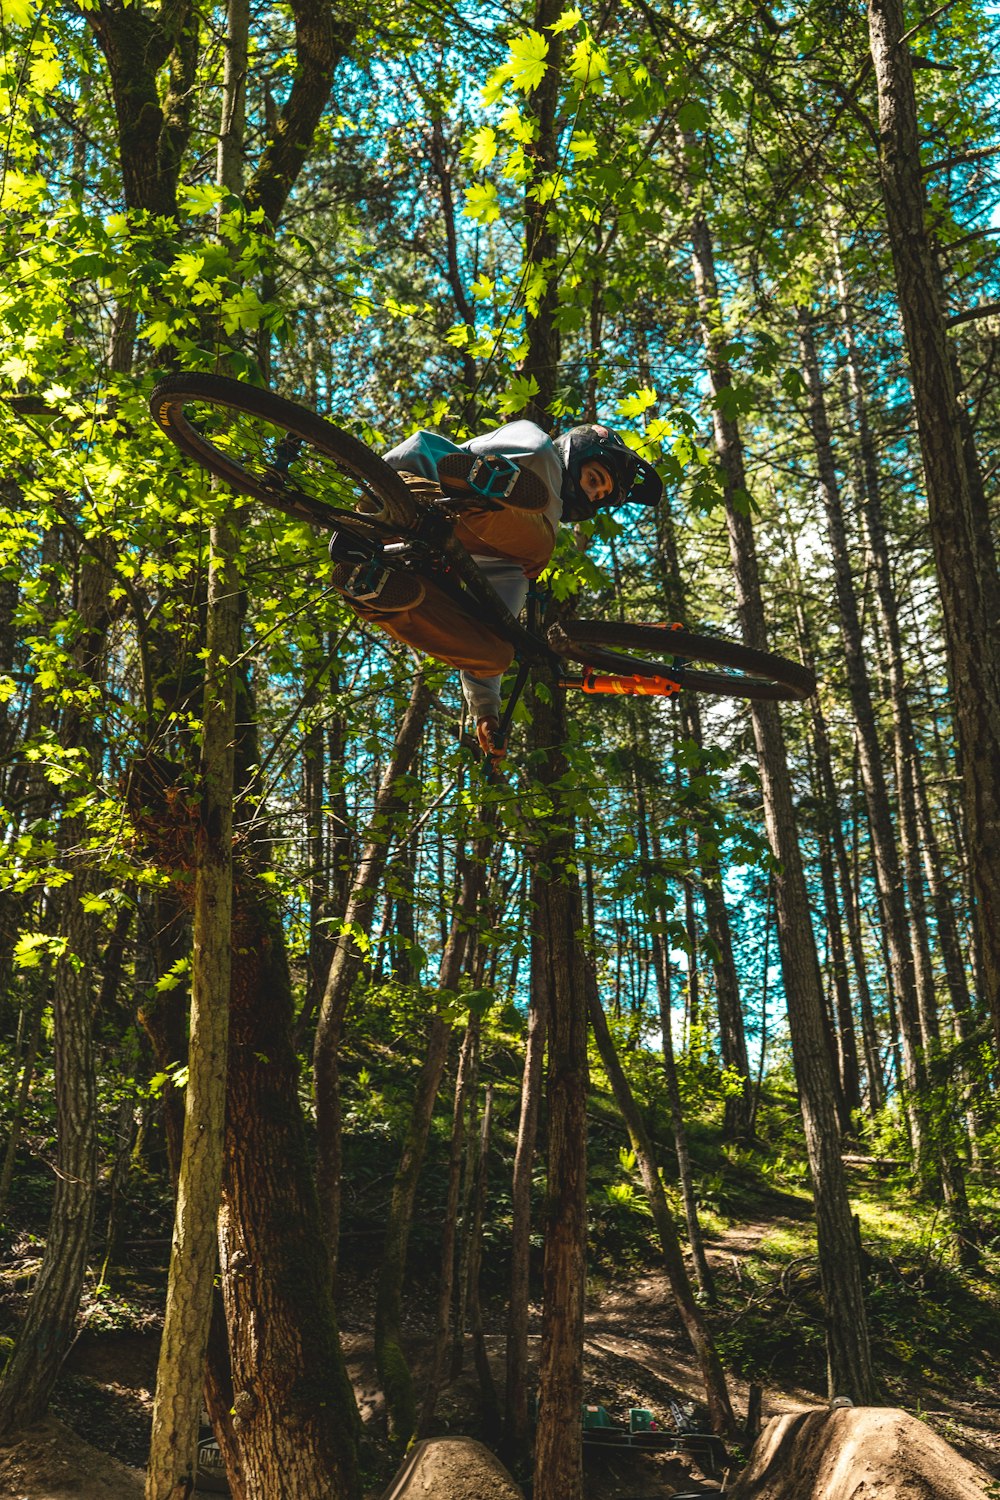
[729,1406,992,1500]
[381,1437,524,1500]
[0,1417,144,1499]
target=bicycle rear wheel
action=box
[150,373,418,531]
[550,620,815,701]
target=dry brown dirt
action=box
[1,1219,997,1499]
[727,1406,994,1500]
[0,1416,143,1500]
[380,1437,524,1499]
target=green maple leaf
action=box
[467,126,498,169]
[617,387,657,418]
[506,29,549,91]
[497,374,539,415]
[499,106,537,143]
[3,0,36,25]
[569,133,598,160]
[463,182,500,223]
[568,37,609,88]
[484,29,549,101]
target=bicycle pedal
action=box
[438,452,549,512]
[339,560,393,604]
[332,556,425,612]
[469,455,519,501]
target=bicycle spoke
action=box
[152,374,419,530]
[189,402,368,511]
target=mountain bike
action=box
[149,373,815,744]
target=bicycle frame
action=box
[374,514,687,727]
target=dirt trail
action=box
[1,1218,996,1499]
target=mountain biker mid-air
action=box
[150,374,816,717]
[329,420,663,759]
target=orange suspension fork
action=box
[563,623,686,698]
[566,669,683,697]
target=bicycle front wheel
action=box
[550,620,815,701]
[150,373,418,531]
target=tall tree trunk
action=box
[647,497,752,1132]
[390,833,419,986]
[831,240,978,1052]
[451,1043,481,1383]
[419,1014,480,1434]
[466,1086,500,1438]
[657,494,751,1124]
[303,718,333,1032]
[218,891,359,1497]
[0,357,122,1434]
[680,843,701,1037]
[146,5,246,1482]
[511,9,589,1487]
[868,0,1000,1056]
[689,205,877,1402]
[146,2,250,1476]
[587,968,735,1434]
[651,912,716,1302]
[313,669,432,1277]
[786,556,867,1120]
[519,0,564,428]
[89,4,354,1489]
[796,308,926,1153]
[128,779,361,1499]
[145,528,239,1500]
[809,679,883,1114]
[908,744,975,1037]
[503,930,549,1473]
[680,696,752,1136]
[0,988,44,1216]
[814,796,860,1127]
[0,525,60,1005]
[426,109,480,411]
[0,871,100,1434]
[633,780,718,1301]
[374,829,493,1443]
[531,670,590,1500]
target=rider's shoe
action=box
[329,529,425,613]
[436,452,549,513]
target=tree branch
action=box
[244,0,353,227]
[946,302,1000,328]
[922,143,1000,177]
[898,0,963,43]
[87,0,200,218]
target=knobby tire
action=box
[550,620,815,701]
[150,373,417,531]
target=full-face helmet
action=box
[554,424,663,522]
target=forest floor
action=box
[1,1211,998,1499]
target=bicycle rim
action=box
[550,621,815,701]
[150,372,417,530]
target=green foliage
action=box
[0,0,996,1449]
